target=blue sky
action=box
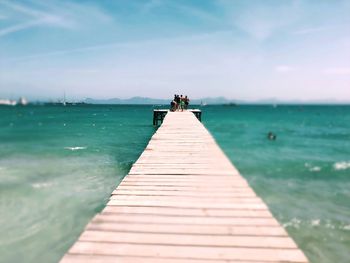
[0,0,349,101]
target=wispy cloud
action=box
[324,67,350,75]
[293,26,330,35]
[275,65,294,73]
[3,30,232,63]
[220,1,301,41]
[174,3,220,24]
[0,20,42,37]
[140,0,220,24]
[0,1,73,37]
[0,0,113,37]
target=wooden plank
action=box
[101,206,272,217]
[115,185,252,192]
[78,230,298,249]
[111,189,257,197]
[120,180,248,189]
[109,195,263,204]
[68,242,308,262]
[61,254,277,263]
[124,174,242,180]
[107,199,269,210]
[86,221,289,236]
[92,214,280,226]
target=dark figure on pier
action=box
[172,94,178,111]
[175,95,180,110]
[267,132,277,141]
[184,95,190,109]
[170,99,176,112]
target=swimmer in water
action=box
[268,132,277,140]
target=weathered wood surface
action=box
[61,111,308,263]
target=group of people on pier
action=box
[170,94,190,112]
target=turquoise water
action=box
[0,105,349,263]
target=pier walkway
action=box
[61,111,308,263]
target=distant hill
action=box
[83,97,350,105]
[84,96,241,105]
[84,97,169,105]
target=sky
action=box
[0,0,350,101]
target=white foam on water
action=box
[310,166,321,172]
[343,225,350,230]
[333,161,350,170]
[305,163,321,172]
[283,218,301,228]
[64,146,87,151]
[311,219,321,226]
[32,182,52,189]
[325,222,336,229]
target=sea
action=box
[0,104,349,263]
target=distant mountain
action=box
[83,97,350,105]
[84,97,169,105]
[84,96,241,105]
[191,97,241,105]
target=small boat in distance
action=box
[18,97,28,106]
[0,99,17,106]
[63,92,66,106]
[0,97,29,106]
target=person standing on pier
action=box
[180,95,185,111]
[185,95,190,109]
[175,94,180,110]
[170,98,176,112]
[172,95,178,111]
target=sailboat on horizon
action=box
[63,92,66,106]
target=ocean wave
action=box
[283,218,350,230]
[333,161,350,170]
[64,146,87,151]
[304,163,322,172]
[310,166,321,172]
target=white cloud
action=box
[324,67,350,75]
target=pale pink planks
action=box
[60,111,309,263]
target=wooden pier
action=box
[61,111,308,263]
